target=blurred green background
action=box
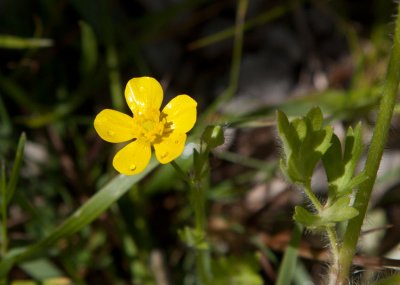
[1,0,400,284]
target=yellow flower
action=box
[94,76,197,175]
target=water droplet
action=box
[129,164,136,171]
[139,86,145,92]
[107,130,115,137]
[161,152,168,158]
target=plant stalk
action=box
[332,2,400,284]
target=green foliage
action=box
[277,107,333,185]
[1,0,398,283]
[79,21,98,76]
[0,35,52,49]
[277,107,364,230]
[0,159,159,278]
[294,196,358,228]
[201,125,224,149]
[322,123,367,201]
[6,132,26,204]
[276,223,303,285]
[211,255,263,285]
[178,226,208,250]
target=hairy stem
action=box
[332,2,400,284]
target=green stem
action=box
[303,182,322,212]
[326,226,339,262]
[0,161,7,256]
[334,3,400,284]
[304,182,338,262]
[170,161,190,184]
[190,178,211,285]
[170,159,211,284]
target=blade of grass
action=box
[275,223,303,285]
[79,21,98,76]
[101,0,123,111]
[0,35,52,49]
[188,4,291,50]
[6,133,26,204]
[0,77,42,112]
[0,159,158,278]
[0,95,12,136]
[0,160,7,256]
[198,0,248,128]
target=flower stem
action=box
[170,160,211,284]
[190,177,211,285]
[333,2,400,284]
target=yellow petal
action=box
[154,132,186,164]
[162,95,197,133]
[113,139,151,175]
[94,109,135,143]
[125,77,163,114]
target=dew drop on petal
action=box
[161,152,168,158]
[129,164,136,171]
[107,130,115,137]
[139,86,145,92]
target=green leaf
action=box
[293,206,319,227]
[201,125,224,149]
[79,21,98,76]
[0,159,158,277]
[292,118,306,141]
[338,123,364,194]
[276,110,299,156]
[294,197,358,228]
[322,134,344,192]
[306,107,323,131]
[277,108,333,185]
[314,126,333,154]
[321,196,359,223]
[341,172,368,194]
[6,133,26,204]
[20,259,64,281]
[322,123,364,199]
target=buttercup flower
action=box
[94,76,197,175]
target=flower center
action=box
[134,109,168,143]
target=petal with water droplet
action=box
[94,109,136,143]
[113,139,151,175]
[154,132,186,164]
[162,95,197,133]
[125,77,163,114]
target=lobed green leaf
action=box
[294,197,359,228]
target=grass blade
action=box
[0,160,7,256]
[6,133,26,204]
[276,223,303,285]
[0,159,158,277]
[0,35,52,49]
